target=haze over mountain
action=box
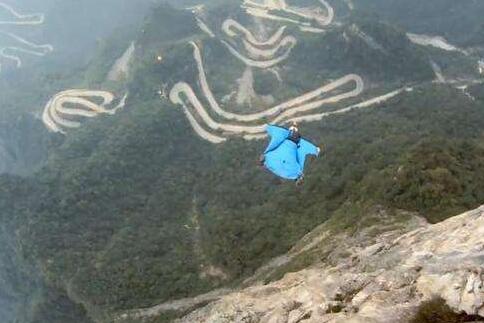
[0,1,483,322]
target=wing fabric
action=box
[262,124,319,180]
[264,124,290,153]
[297,138,319,168]
[264,140,302,180]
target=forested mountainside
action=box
[0,1,483,322]
[354,0,484,46]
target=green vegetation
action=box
[1,2,484,323]
[374,139,484,222]
[355,0,484,45]
[3,82,484,322]
[289,18,434,86]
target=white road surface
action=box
[242,0,334,32]
[169,42,368,143]
[0,2,44,25]
[0,3,53,72]
[287,88,406,124]
[221,19,297,68]
[42,90,127,134]
[221,39,293,69]
[168,2,403,144]
[222,19,287,47]
[242,35,297,59]
[187,42,363,121]
[407,33,468,55]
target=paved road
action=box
[0,3,53,71]
[43,90,126,134]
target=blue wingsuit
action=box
[263,125,320,180]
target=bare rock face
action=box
[177,206,484,323]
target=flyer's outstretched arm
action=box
[264,124,290,153]
[297,138,320,169]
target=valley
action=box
[0,1,483,323]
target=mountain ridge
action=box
[0,1,483,322]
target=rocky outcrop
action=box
[107,42,135,81]
[177,206,484,323]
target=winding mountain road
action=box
[221,39,294,69]
[169,42,367,142]
[178,102,227,144]
[199,41,363,122]
[242,35,297,59]
[191,42,363,121]
[167,1,407,144]
[0,2,44,25]
[170,40,405,143]
[242,88,407,141]
[42,90,127,134]
[287,88,407,124]
[170,83,267,135]
[242,0,334,32]
[0,2,53,72]
[222,18,297,65]
[222,19,287,47]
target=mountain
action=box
[0,0,156,175]
[172,205,484,323]
[0,0,155,68]
[353,0,484,45]
[0,1,483,322]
